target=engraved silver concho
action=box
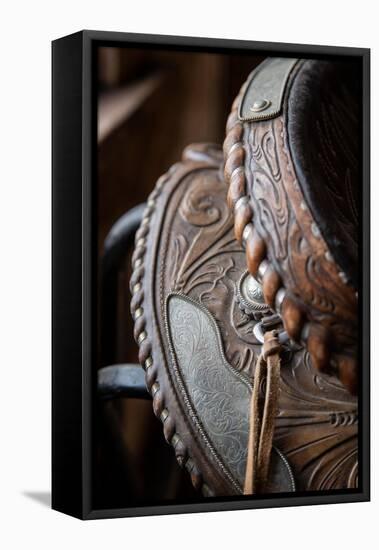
[242,274,265,306]
[236,270,272,320]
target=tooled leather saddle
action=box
[130,58,359,497]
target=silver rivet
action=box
[171,434,180,447]
[250,99,271,113]
[160,409,169,422]
[151,382,160,396]
[257,260,269,283]
[275,288,286,312]
[134,307,143,320]
[137,331,147,344]
[242,223,254,248]
[228,141,242,155]
[230,166,245,181]
[144,356,153,369]
[311,222,321,238]
[134,258,142,268]
[301,323,310,342]
[234,195,249,212]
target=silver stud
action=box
[144,356,153,369]
[234,195,249,212]
[134,258,142,268]
[230,166,245,181]
[275,288,286,311]
[242,223,254,248]
[132,282,142,294]
[171,434,180,447]
[311,222,321,238]
[228,141,242,156]
[250,99,271,113]
[134,307,143,320]
[257,259,269,283]
[151,382,160,396]
[160,409,169,422]
[137,331,147,344]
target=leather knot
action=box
[263,330,281,360]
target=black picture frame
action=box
[52,30,370,520]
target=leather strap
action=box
[244,330,281,494]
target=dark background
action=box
[95,45,264,508]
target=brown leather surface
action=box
[131,143,358,497]
[223,59,359,394]
[287,60,361,288]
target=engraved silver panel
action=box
[238,58,300,122]
[165,293,295,492]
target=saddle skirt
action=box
[130,142,358,497]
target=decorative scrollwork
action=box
[223,65,358,394]
[132,143,358,496]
